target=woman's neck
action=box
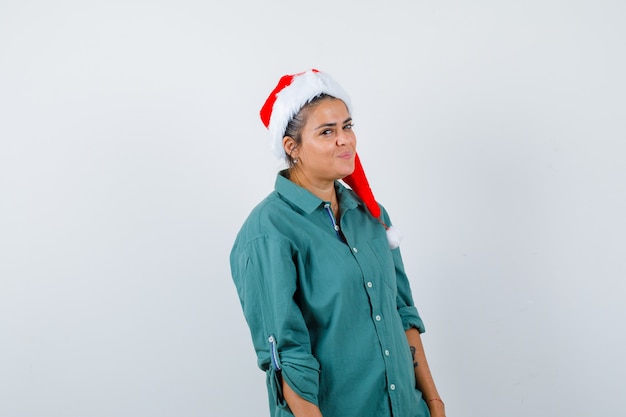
[289,169,336,203]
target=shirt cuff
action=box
[398,305,426,333]
[266,354,321,409]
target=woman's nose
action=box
[336,130,354,146]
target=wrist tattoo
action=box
[410,346,418,368]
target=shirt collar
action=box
[275,170,361,214]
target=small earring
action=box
[293,157,299,164]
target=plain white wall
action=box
[1,1,625,416]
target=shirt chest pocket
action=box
[366,237,398,293]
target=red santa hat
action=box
[260,69,402,248]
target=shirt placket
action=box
[341,215,403,416]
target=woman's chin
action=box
[338,166,355,179]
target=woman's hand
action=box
[426,398,446,417]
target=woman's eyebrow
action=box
[314,122,336,130]
[314,117,353,130]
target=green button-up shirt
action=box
[230,172,429,417]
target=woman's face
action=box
[291,98,357,184]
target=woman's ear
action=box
[283,136,298,158]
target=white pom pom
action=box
[386,226,403,249]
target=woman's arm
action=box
[282,379,324,417]
[405,327,446,417]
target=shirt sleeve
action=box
[380,206,427,334]
[230,234,321,409]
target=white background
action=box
[1,1,625,416]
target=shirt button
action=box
[375,315,381,321]
[384,349,390,356]
[390,384,396,391]
[352,247,358,253]
[366,282,373,288]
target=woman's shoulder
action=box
[246,190,289,219]
[235,191,294,241]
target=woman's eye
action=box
[344,123,354,130]
[321,129,333,135]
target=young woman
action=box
[230,69,446,417]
